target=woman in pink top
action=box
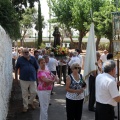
[37,58,58,120]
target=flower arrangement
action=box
[47,46,69,57]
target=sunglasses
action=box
[74,67,80,69]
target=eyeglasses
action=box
[74,67,80,69]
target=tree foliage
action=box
[50,0,119,52]
[49,0,74,43]
[11,0,39,19]
[0,0,20,39]
[93,1,116,51]
[50,0,73,28]
[34,15,46,31]
[20,7,37,45]
[50,0,92,51]
[89,0,106,50]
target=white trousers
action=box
[37,90,51,120]
[20,80,37,109]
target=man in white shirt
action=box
[75,49,83,68]
[100,50,108,64]
[68,51,81,68]
[47,52,58,75]
[58,57,67,84]
[95,60,120,120]
[47,52,58,94]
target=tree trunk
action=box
[69,34,73,43]
[20,30,27,46]
[78,31,84,52]
[96,36,101,51]
[38,1,42,48]
[109,39,113,53]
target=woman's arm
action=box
[65,76,84,94]
[40,76,55,83]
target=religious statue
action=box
[53,27,61,48]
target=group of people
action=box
[66,49,120,120]
[13,47,84,120]
[12,47,120,120]
[88,50,120,120]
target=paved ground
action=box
[48,83,95,120]
[7,80,118,120]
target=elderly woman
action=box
[37,58,58,120]
[66,62,86,120]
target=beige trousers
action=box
[20,80,37,109]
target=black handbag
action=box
[80,74,86,88]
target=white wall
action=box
[0,26,13,120]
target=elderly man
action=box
[95,60,120,120]
[15,48,39,112]
[68,51,81,68]
[75,49,83,68]
[47,52,58,94]
[47,52,58,75]
[100,50,108,64]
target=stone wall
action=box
[0,26,13,120]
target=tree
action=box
[20,7,37,46]
[34,15,46,31]
[38,0,42,48]
[93,1,116,52]
[90,0,106,50]
[71,0,92,51]
[50,0,92,51]
[0,0,20,39]
[50,0,75,44]
[11,0,39,20]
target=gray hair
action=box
[70,62,80,70]
[73,51,78,57]
[38,58,45,64]
[50,52,54,57]
[96,51,100,56]
[103,60,116,73]
[22,48,29,53]
[43,55,49,59]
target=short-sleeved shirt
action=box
[96,73,119,106]
[16,56,39,81]
[47,57,58,71]
[100,53,107,63]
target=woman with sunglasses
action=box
[66,62,86,120]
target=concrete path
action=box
[48,83,95,120]
[7,81,118,120]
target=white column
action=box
[45,43,51,47]
[66,43,70,48]
[62,43,65,47]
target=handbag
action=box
[80,74,86,88]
